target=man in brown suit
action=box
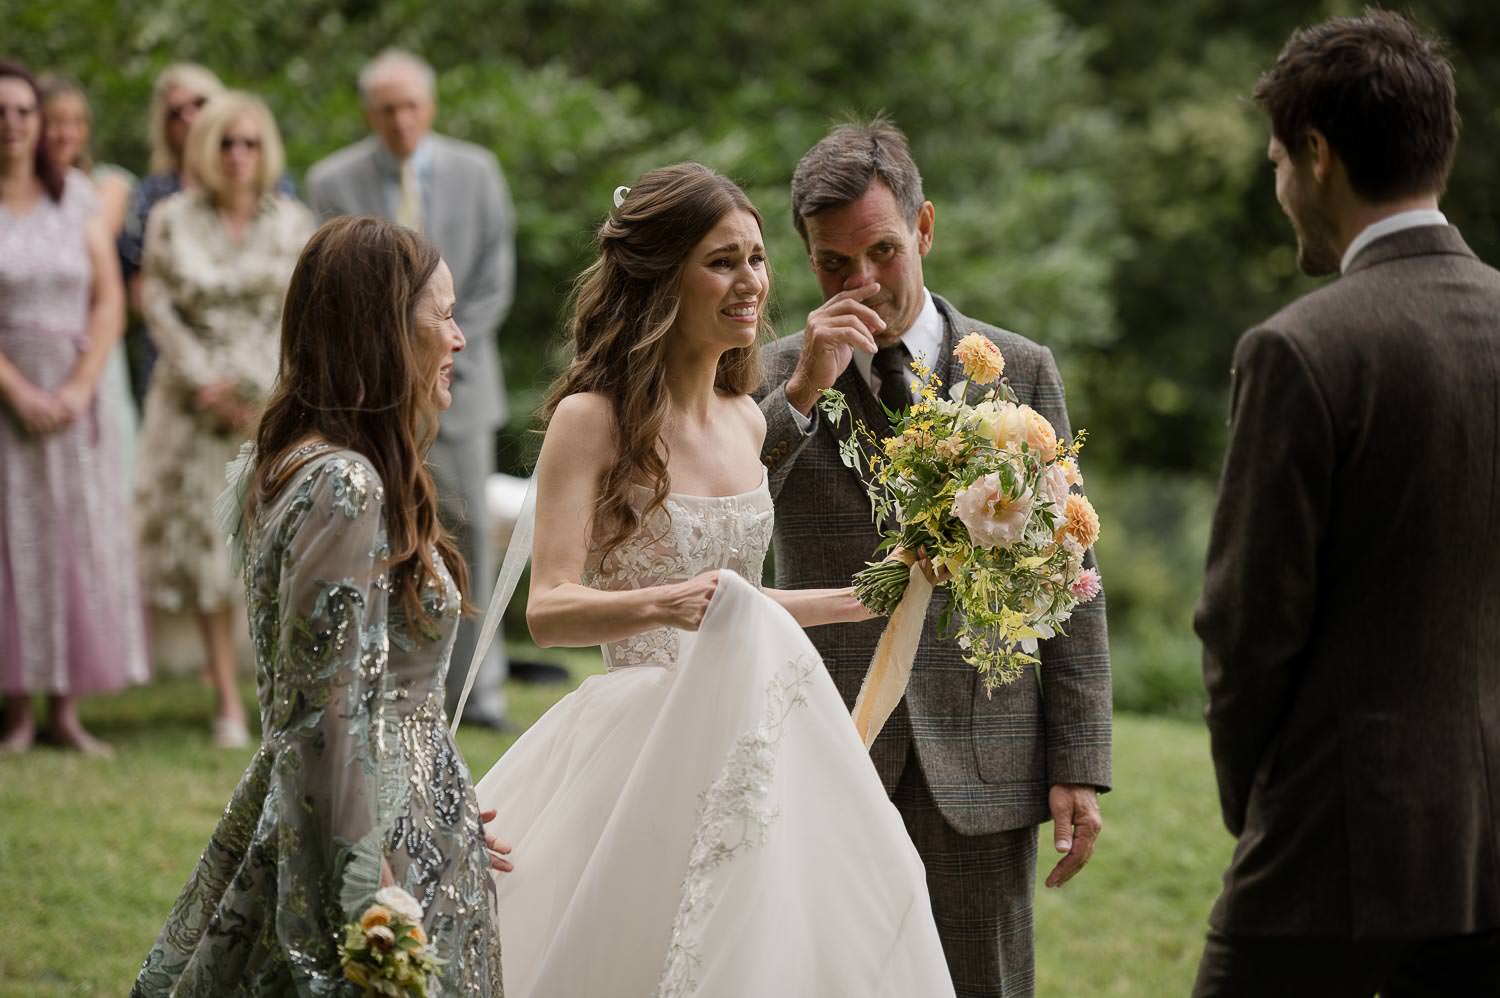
[1193,12,1500,995]
[757,117,1112,997]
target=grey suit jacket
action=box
[306,134,515,436]
[1195,225,1500,938]
[757,295,1112,836]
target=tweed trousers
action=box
[895,750,1039,998]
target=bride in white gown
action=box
[474,163,955,998]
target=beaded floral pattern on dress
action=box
[654,653,818,997]
[583,476,774,670]
[132,452,502,997]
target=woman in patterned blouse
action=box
[134,90,313,747]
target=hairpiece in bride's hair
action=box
[612,185,631,209]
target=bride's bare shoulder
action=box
[542,393,617,464]
[723,391,766,446]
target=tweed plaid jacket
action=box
[757,294,1112,835]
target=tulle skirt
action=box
[475,570,955,998]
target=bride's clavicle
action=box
[657,394,763,498]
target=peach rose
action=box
[969,400,1029,451]
[1056,493,1100,549]
[1020,405,1059,461]
[359,905,393,932]
[953,472,1034,549]
[955,333,1005,384]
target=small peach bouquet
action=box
[820,332,1101,734]
[339,886,442,997]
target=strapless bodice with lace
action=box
[581,474,774,669]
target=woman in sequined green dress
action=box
[133,217,506,996]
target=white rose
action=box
[374,885,424,924]
[1038,464,1070,519]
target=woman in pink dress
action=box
[0,59,149,754]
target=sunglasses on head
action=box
[166,95,208,123]
[220,136,262,152]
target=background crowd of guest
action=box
[0,50,516,754]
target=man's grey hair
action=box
[790,114,925,242]
[357,48,436,103]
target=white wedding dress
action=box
[474,474,955,997]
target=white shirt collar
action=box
[1340,209,1448,273]
[853,289,944,387]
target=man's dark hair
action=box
[790,114,925,242]
[1253,9,1460,201]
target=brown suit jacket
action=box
[757,295,1112,836]
[1196,225,1500,938]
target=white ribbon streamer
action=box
[451,476,537,736]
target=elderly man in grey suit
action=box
[1192,12,1500,996]
[757,117,1112,998]
[308,48,516,728]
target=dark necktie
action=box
[870,342,913,416]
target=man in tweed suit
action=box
[308,49,516,729]
[757,118,1112,997]
[1192,12,1500,995]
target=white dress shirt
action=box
[1340,208,1448,273]
[789,289,943,433]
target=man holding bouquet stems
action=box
[756,116,1112,998]
[1192,12,1500,995]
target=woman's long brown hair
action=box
[251,216,467,627]
[542,163,771,566]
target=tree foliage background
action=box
[11,0,1498,714]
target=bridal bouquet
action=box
[340,886,443,997]
[820,333,1101,735]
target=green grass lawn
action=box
[0,646,1231,997]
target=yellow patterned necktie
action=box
[396,158,423,231]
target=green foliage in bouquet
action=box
[340,887,443,998]
[820,334,1102,690]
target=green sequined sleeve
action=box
[268,458,391,966]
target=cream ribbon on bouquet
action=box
[849,551,935,749]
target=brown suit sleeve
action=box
[755,343,818,501]
[1031,348,1114,790]
[1195,326,1335,835]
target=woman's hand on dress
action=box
[5,378,72,435]
[379,858,397,889]
[53,377,94,423]
[478,809,514,874]
[656,571,721,630]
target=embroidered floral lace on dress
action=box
[582,476,774,670]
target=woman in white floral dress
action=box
[475,164,956,997]
[135,91,313,746]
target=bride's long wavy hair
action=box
[542,163,772,565]
[250,216,468,628]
